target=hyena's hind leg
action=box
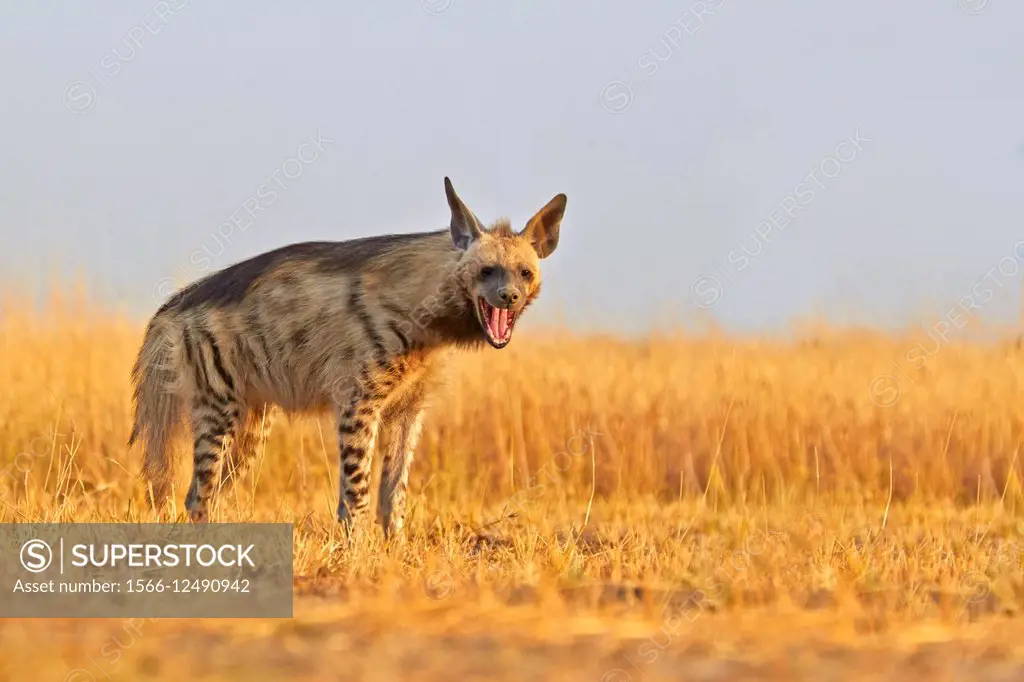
[185,394,244,523]
[377,388,426,539]
[220,404,276,492]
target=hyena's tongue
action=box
[489,305,503,339]
[498,308,509,339]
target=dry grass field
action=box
[2,291,1024,681]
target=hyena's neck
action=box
[423,287,485,349]
[352,230,483,352]
[403,244,485,350]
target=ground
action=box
[0,298,1022,680]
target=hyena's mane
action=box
[157,230,454,316]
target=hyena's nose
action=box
[498,287,521,306]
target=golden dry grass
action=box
[1,292,1024,681]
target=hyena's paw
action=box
[380,513,407,543]
[185,485,209,523]
[336,509,359,533]
[336,508,375,544]
[383,525,407,548]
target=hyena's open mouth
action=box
[477,297,517,349]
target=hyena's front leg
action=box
[185,394,242,523]
[377,390,426,539]
[335,387,384,531]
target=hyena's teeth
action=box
[478,297,517,344]
[479,299,515,343]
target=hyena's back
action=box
[129,231,455,503]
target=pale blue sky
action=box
[2,1,1022,333]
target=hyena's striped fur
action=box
[129,177,567,535]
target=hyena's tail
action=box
[128,315,184,508]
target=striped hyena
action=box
[129,177,567,535]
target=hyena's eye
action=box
[480,266,495,278]
[520,268,533,280]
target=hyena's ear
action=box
[520,193,567,259]
[444,176,484,251]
